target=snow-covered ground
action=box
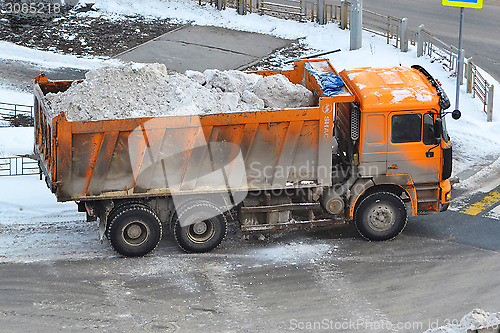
[0,0,498,274]
[425,309,500,333]
[0,41,117,71]
[0,2,499,331]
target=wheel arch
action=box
[348,175,417,220]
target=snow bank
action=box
[0,85,32,106]
[425,309,500,333]
[45,63,314,121]
[0,127,34,157]
[0,41,117,70]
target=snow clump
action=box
[46,63,314,121]
[424,309,500,333]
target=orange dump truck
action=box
[34,59,457,257]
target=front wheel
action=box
[107,205,162,257]
[354,192,407,241]
[173,200,227,253]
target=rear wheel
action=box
[107,205,162,257]
[106,202,148,241]
[354,192,407,241]
[173,200,227,253]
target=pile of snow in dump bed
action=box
[425,309,500,333]
[45,63,314,121]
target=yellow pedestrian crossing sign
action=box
[442,0,483,9]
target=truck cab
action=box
[337,65,453,225]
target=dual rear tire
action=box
[106,204,162,257]
[173,200,227,253]
[106,200,227,256]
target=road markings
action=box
[486,204,500,220]
[460,191,500,216]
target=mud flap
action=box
[98,217,106,242]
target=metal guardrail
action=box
[362,9,402,49]
[0,102,34,127]
[0,102,33,118]
[0,156,39,176]
[259,0,306,19]
[466,59,495,122]
[417,26,459,72]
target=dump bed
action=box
[34,59,354,202]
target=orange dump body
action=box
[34,59,355,202]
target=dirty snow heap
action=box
[46,63,315,121]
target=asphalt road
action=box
[1,181,500,332]
[363,0,500,81]
[1,14,499,332]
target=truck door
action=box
[387,112,440,184]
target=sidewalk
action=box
[115,24,293,72]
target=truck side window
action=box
[391,114,422,143]
[423,113,436,145]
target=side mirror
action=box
[434,118,443,138]
[452,109,461,120]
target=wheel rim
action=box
[187,219,215,243]
[367,202,396,232]
[121,220,150,246]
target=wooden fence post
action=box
[217,0,224,10]
[340,0,348,29]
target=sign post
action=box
[442,0,483,113]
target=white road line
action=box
[485,204,500,220]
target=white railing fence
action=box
[0,156,39,177]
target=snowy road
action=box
[0,1,499,331]
[1,176,500,332]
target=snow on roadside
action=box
[0,40,120,70]
[425,309,500,333]
[0,127,33,157]
[0,86,34,155]
[0,84,33,105]
[0,175,110,263]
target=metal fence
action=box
[417,25,459,72]
[0,102,33,119]
[362,9,403,49]
[466,59,494,122]
[0,101,34,126]
[0,156,39,176]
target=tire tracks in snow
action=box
[308,260,399,332]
